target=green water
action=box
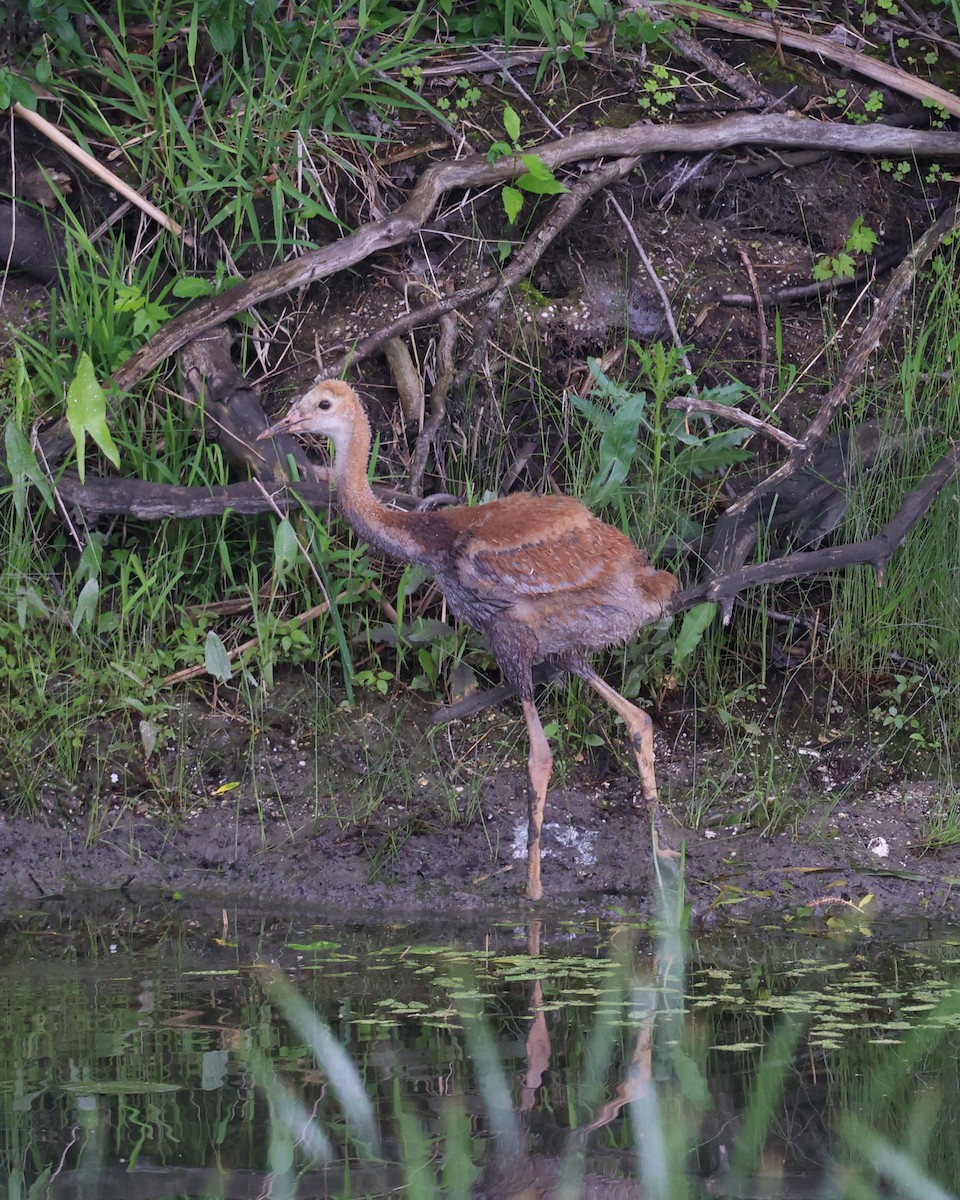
[2,900,960,1199]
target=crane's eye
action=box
[318,399,332,411]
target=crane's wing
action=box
[446,494,637,606]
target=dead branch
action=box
[667,396,800,450]
[627,0,771,106]
[408,308,457,497]
[54,474,419,520]
[720,242,908,306]
[453,153,641,386]
[693,202,960,619]
[672,3,960,117]
[64,120,960,391]
[672,439,960,615]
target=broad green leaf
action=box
[673,603,716,668]
[587,360,641,407]
[832,251,856,279]
[272,517,301,580]
[70,577,100,632]
[204,631,233,683]
[172,276,215,299]
[517,156,568,194]
[502,104,521,143]
[66,353,120,483]
[590,395,649,503]
[4,420,54,516]
[502,185,523,224]
[518,154,555,181]
[673,432,751,479]
[568,391,613,432]
[516,171,569,195]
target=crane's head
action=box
[258,379,361,443]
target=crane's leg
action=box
[567,663,677,864]
[521,698,553,901]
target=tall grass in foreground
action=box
[245,903,960,1200]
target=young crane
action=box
[258,381,678,900]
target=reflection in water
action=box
[1,901,959,1198]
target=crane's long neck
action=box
[329,413,430,565]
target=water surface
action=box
[2,898,959,1199]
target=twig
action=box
[675,438,960,616]
[13,102,188,240]
[408,308,457,496]
[327,272,499,381]
[625,0,771,106]
[721,204,960,528]
[607,193,697,388]
[162,601,330,685]
[737,246,769,402]
[102,114,960,394]
[667,396,799,450]
[455,154,642,386]
[721,244,907,306]
[477,48,565,137]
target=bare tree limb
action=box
[667,396,800,450]
[672,439,960,615]
[454,153,641,386]
[95,118,960,392]
[672,3,960,117]
[696,202,960,619]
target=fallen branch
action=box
[675,438,960,613]
[696,202,960,618]
[667,396,800,450]
[453,152,641,386]
[672,3,960,117]
[100,116,960,393]
[162,601,330,685]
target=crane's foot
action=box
[641,797,681,878]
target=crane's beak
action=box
[257,403,306,441]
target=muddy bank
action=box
[1,686,954,925]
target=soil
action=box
[1,675,956,925]
[3,28,958,927]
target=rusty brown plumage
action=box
[259,380,678,900]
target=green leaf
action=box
[518,154,554,181]
[502,104,521,143]
[502,185,524,224]
[672,432,751,478]
[516,171,569,196]
[71,577,100,633]
[516,154,568,195]
[65,353,120,483]
[831,251,856,279]
[568,392,612,432]
[204,631,233,683]
[673,603,717,668]
[847,216,879,255]
[208,13,239,55]
[272,517,301,581]
[4,421,54,516]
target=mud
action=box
[1,678,955,925]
